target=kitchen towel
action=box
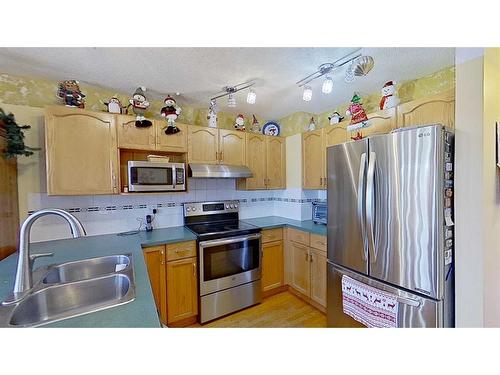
[341,275,399,328]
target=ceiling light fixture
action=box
[303,86,312,102]
[246,89,256,104]
[210,82,256,108]
[322,76,333,94]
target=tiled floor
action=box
[190,291,327,328]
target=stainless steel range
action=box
[183,200,262,323]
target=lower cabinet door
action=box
[166,257,198,324]
[262,240,284,292]
[143,246,167,324]
[310,249,327,307]
[290,242,311,296]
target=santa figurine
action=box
[161,95,182,134]
[379,81,400,110]
[234,114,245,131]
[346,93,369,131]
[129,87,151,127]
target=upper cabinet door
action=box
[266,136,286,189]
[396,90,455,129]
[187,125,219,164]
[323,121,348,147]
[45,106,118,195]
[302,129,324,189]
[116,114,156,151]
[244,133,267,190]
[219,129,246,166]
[361,107,397,137]
[155,121,187,153]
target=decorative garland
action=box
[0,108,40,159]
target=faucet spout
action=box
[12,209,86,298]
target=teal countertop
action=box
[0,226,196,328]
[0,217,323,328]
[242,216,327,236]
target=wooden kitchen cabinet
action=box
[310,248,327,308]
[302,129,324,189]
[156,121,187,153]
[116,114,156,151]
[45,106,119,195]
[166,256,198,325]
[266,136,286,189]
[237,133,266,189]
[290,241,311,296]
[262,240,284,292]
[219,129,246,166]
[143,245,167,325]
[187,125,219,164]
[396,89,455,129]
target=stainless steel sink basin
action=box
[41,255,131,284]
[0,253,135,327]
[8,273,134,327]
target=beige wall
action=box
[482,48,500,327]
[285,134,302,189]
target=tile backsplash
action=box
[26,178,325,242]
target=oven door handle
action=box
[172,166,177,189]
[199,233,262,248]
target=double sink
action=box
[0,254,135,327]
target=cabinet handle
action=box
[216,151,219,161]
[320,177,323,186]
[193,262,196,277]
[305,252,309,262]
[220,151,223,161]
[310,253,313,263]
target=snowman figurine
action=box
[379,81,400,110]
[129,87,151,127]
[234,114,245,131]
[161,95,182,134]
[328,111,344,125]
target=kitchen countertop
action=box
[242,216,327,236]
[0,217,323,328]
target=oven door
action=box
[199,233,262,296]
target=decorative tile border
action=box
[28,197,326,215]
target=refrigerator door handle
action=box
[357,152,368,261]
[397,296,421,307]
[366,151,377,263]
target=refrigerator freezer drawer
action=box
[327,262,448,328]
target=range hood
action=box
[188,163,253,178]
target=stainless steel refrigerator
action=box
[326,124,455,328]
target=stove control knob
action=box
[192,207,196,211]
[230,204,234,209]
[234,204,238,209]
[226,205,230,209]
[186,207,191,212]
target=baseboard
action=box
[262,285,288,299]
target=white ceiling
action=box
[0,47,455,119]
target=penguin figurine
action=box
[328,111,344,125]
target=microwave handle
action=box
[172,166,177,188]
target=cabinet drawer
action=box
[309,233,327,252]
[287,228,310,246]
[166,241,197,261]
[262,228,283,243]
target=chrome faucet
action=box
[4,209,86,304]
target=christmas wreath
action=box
[0,108,40,159]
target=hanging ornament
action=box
[305,116,316,132]
[57,80,85,108]
[328,111,344,125]
[160,95,182,134]
[207,100,218,128]
[234,114,246,131]
[129,87,152,127]
[345,93,370,132]
[250,114,261,133]
[379,80,400,110]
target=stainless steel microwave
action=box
[128,161,186,192]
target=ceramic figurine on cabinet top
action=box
[379,80,400,110]
[306,116,316,132]
[234,114,245,131]
[345,93,370,132]
[129,86,152,128]
[101,96,127,114]
[207,99,217,128]
[262,121,280,136]
[328,111,344,125]
[161,95,182,134]
[250,114,261,133]
[57,80,85,109]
